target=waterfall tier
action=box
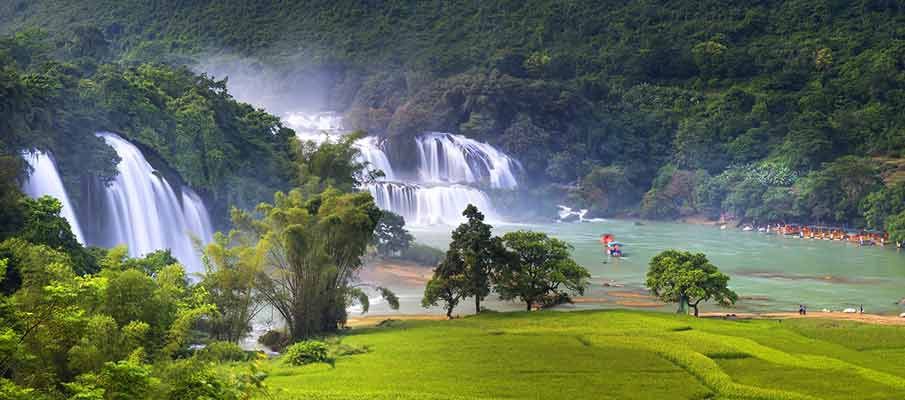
[22,151,86,243]
[366,182,499,226]
[92,132,214,272]
[415,132,520,189]
[287,112,521,226]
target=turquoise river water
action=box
[368,219,905,316]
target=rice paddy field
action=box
[257,310,905,399]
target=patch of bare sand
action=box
[345,314,449,327]
[360,259,433,286]
[700,311,905,326]
[606,291,657,300]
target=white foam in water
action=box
[21,151,86,243]
[94,132,214,272]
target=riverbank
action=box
[700,311,905,325]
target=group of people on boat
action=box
[600,234,623,257]
[748,224,889,246]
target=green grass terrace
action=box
[251,310,905,399]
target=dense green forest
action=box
[5,0,904,231]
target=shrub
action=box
[195,341,250,362]
[284,341,330,366]
[397,243,443,266]
[258,330,290,352]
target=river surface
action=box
[370,219,905,316]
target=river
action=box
[367,219,905,316]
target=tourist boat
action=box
[600,234,623,257]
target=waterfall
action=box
[367,182,499,226]
[92,132,214,272]
[355,136,395,181]
[285,112,520,226]
[357,132,519,225]
[415,132,520,189]
[21,151,86,243]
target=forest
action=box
[3,1,905,232]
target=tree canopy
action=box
[646,250,737,317]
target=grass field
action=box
[258,310,905,399]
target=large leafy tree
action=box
[235,188,396,340]
[646,250,737,317]
[371,211,414,257]
[497,231,590,311]
[425,205,508,314]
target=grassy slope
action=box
[261,310,905,400]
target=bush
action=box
[195,341,250,362]
[258,330,290,352]
[284,341,330,366]
[397,243,443,266]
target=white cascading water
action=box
[415,132,520,189]
[367,183,499,226]
[94,132,214,272]
[21,151,86,243]
[285,112,520,226]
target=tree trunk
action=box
[676,295,688,314]
[446,306,453,319]
[691,299,702,317]
[475,296,481,314]
[526,301,532,312]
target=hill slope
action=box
[2,1,905,227]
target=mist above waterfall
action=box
[22,151,86,243]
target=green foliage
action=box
[284,341,330,366]
[194,341,249,362]
[258,330,289,352]
[497,230,590,311]
[423,205,508,315]
[646,250,737,317]
[231,188,382,340]
[397,243,444,266]
[199,231,262,343]
[371,211,413,257]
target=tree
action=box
[497,231,589,311]
[434,205,508,314]
[199,231,264,344]
[235,189,396,340]
[371,211,413,257]
[422,251,468,318]
[646,250,737,317]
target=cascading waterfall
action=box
[92,132,214,272]
[284,112,521,225]
[415,132,520,189]
[356,136,396,181]
[367,182,499,226]
[357,133,519,225]
[21,151,86,243]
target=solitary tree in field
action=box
[422,205,508,314]
[497,230,590,311]
[646,250,737,317]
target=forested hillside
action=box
[2,0,905,230]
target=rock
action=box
[900,312,905,318]
[560,213,580,223]
[843,308,857,313]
